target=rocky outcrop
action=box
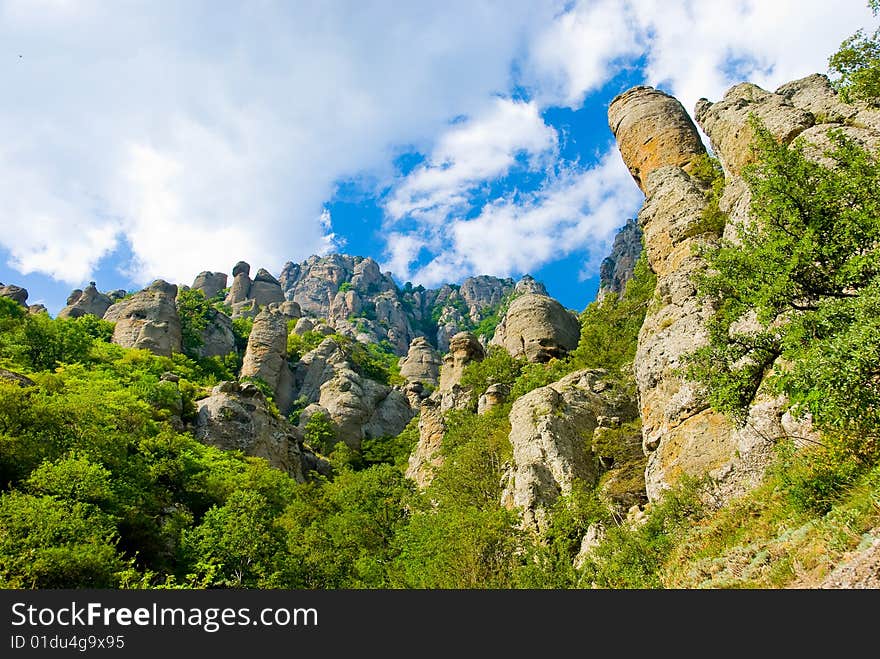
[404,399,445,488]
[611,74,876,504]
[0,283,27,306]
[103,280,182,357]
[58,282,113,319]
[514,274,547,297]
[501,370,637,532]
[291,336,414,450]
[490,294,579,363]
[399,337,442,389]
[438,331,484,393]
[193,381,306,481]
[240,306,294,414]
[194,311,236,359]
[608,86,706,193]
[250,268,285,308]
[432,276,516,352]
[598,218,642,301]
[225,261,252,306]
[192,271,227,300]
[477,383,508,415]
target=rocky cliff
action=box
[609,74,879,504]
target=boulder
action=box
[58,281,113,319]
[103,280,182,357]
[195,310,236,359]
[490,293,580,363]
[399,337,442,388]
[193,381,306,481]
[250,268,285,308]
[191,271,228,300]
[0,283,27,306]
[514,274,547,297]
[608,85,706,193]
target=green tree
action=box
[828,2,880,104]
[686,117,880,459]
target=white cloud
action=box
[0,1,560,287]
[386,148,642,286]
[385,98,558,225]
[524,0,641,108]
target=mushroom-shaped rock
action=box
[608,86,707,194]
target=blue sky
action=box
[1,0,875,315]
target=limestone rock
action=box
[250,268,285,308]
[502,370,634,532]
[694,82,813,176]
[28,304,47,315]
[240,306,293,414]
[598,218,643,301]
[278,300,302,320]
[195,310,236,359]
[399,337,442,388]
[104,280,182,357]
[293,317,316,335]
[193,381,305,481]
[191,271,227,300]
[573,523,606,570]
[438,332,484,392]
[58,282,113,319]
[514,274,547,297]
[608,86,706,193]
[0,283,27,306]
[405,398,446,488]
[490,293,579,363]
[225,262,252,307]
[477,383,508,415]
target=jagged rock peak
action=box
[0,283,28,306]
[58,281,114,319]
[608,85,706,194]
[514,274,547,296]
[598,218,642,301]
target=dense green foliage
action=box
[828,1,880,104]
[686,118,880,463]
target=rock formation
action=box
[291,336,414,451]
[501,369,637,532]
[608,85,706,192]
[598,218,642,301]
[103,280,182,357]
[250,268,285,308]
[194,310,236,359]
[240,305,294,414]
[437,331,485,394]
[398,337,442,389]
[58,282,114,319]
[191,271,228,300]
[490,294,580,363]
[609,73,875,504]
[193,381,306,481]
[0,283,27,306]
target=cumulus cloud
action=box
[387,148,642,286]
[0,1,559,287]
[1,0,875,305]
[385,98,558,225]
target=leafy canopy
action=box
[686,116,880,460]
